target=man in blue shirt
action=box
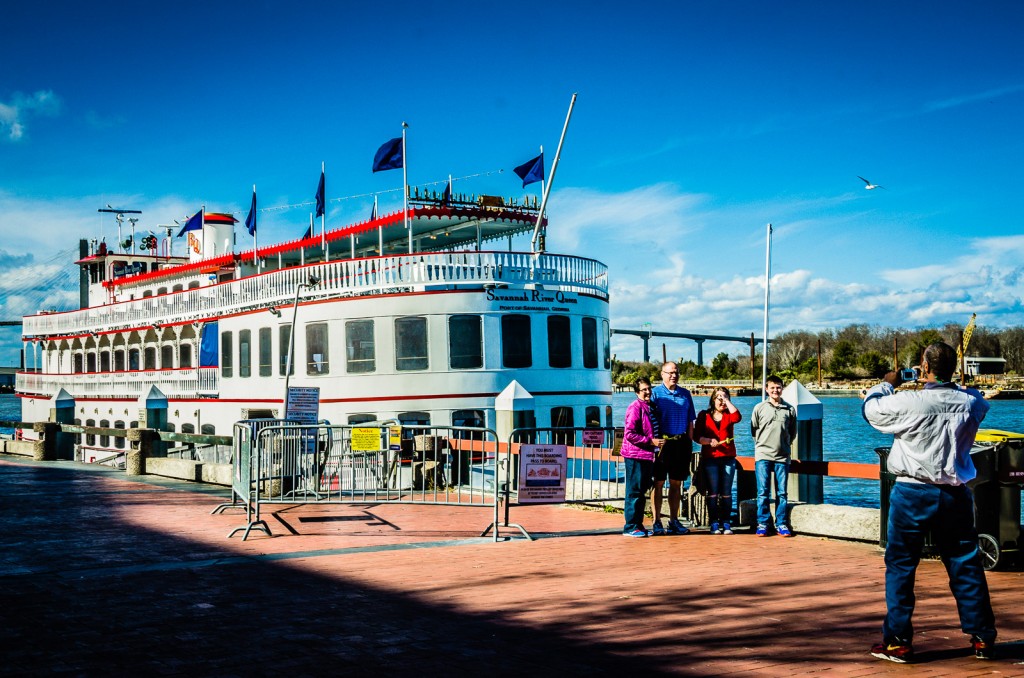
[650,361,696,535]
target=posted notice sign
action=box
[285,386,320,425]
[517,444,567,503]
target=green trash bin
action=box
[875,446,937,553]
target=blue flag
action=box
[315,170,325,218]
[370,201,377,221]
[372,137,403,172]
[176,210,203,238]
[442,179,452,205]
[514,153,545,188]
[244,187,257,236]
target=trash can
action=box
[969,432,1024,570]
[875,446,937,553]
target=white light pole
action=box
[761,223,773,401]
[282,273,321,418]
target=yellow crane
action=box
[956,313,977,379]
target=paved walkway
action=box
[1,455,1023,676]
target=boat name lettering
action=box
[486,290,577,304]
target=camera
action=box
[899,368,919,383]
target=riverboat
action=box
[16,187,613,460]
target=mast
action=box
[531,93,577,253]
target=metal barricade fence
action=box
[501,427,625,539]
[225,422,508,541]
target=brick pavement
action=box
[1,456,1023,676]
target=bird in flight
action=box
[858,176,885,190]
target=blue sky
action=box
[2,1,1024,366]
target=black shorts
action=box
[652,437,692,482]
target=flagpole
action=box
[761,222,772,401]
[320,162,327,262]
[201,205,206,256]
[402,122,411,254]
[538,145,545,209]
[532,93,577,253]
[252,184,258,270]
[375,195,382,255]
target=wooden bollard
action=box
[126,428,155,476]
[32,422,57,462]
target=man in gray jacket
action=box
[862,342,996,663]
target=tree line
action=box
[613,323,1024,385]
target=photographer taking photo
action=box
[862,341,996,664]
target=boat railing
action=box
[23,251,609,337]
[16,367,220,399]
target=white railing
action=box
[16,368,219,399]
[23,251,609,337]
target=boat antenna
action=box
[531,92,577,253]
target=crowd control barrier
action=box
[500,426,625,539]
[224,421,509,541]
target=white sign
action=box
[517,444,567,504]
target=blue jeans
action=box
[623,457,654,533]
[755,459,789,528]
[704,457,737,523]
[883,482,996,643]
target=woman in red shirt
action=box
[693,387,741,534]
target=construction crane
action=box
[956,313,977,380]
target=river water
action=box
[5,392,1023,509]
[613,390,1024,509]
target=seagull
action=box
[858,176,885,190]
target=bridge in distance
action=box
[611,328,770,365]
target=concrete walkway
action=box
[2,455,1023,676]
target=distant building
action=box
[965,356,1006,376]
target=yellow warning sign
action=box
[351,427,382,452]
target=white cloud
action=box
[0,90,62,142]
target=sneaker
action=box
[623,528,648,538]
[755,525,768,537]
[722,523,734,535]
[777,526,793,538]
[971,635,994,660]
[871,639,914,663]
[652,520,666,536]
[667,519,690,535]
[709,522,722,535]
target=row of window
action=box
[222,313,611,378]
[348,406,608,429]
[74,418,216,449]
[71,345,194,373]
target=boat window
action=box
[161,345,174,369]
[86,352,97,373]
[449,315,482,370]
[100,350,111,372]
[221,331,233,378]
[550,407,574,445]
[99,419,110,447]
[239,329,252,378]
[345,319,375,373]
[85,419,96,446]
[395,317,428,371]
[605,405,613,428]
[157,287,168,296]
[582,317,598,369]
[348,413,377,425]
[547,315,572,368]
[73,354,83,374]
[179,343,192,369]
[602,319,611,370]
[306,323,329,375]
[144,346,157,370]
[74,418,82,445]
[585,406,601,428]
[501,314,532,368]
[172,284,184,292]
[188,281,200,289]
[128,348,140,371]
[114,421,126,449]
[258,328,272,377]
[181,423,195,434]
[143,290,152,298]
[452,409,485,429]
[201,424,216,435]
[278,324,292,376]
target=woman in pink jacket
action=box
[621,377,663,537]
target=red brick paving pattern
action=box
[1,457,1022,676]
